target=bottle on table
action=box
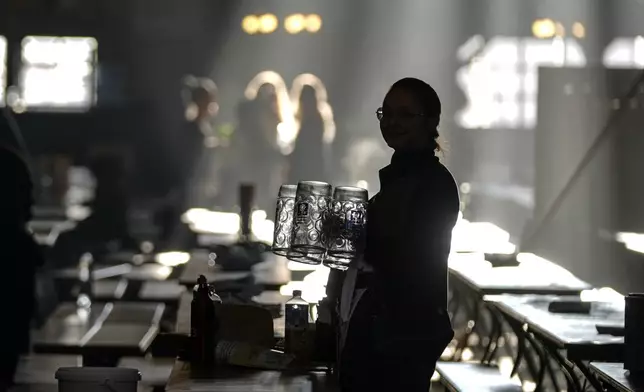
[285,290,310,356]
[191,274,221,367]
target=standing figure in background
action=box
[0,145,44,390]
[180,76,221,207]
[158,77,219,249]
[52,154,132,264]
[230,84,285,213]
[288,85,330,184]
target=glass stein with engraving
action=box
[324,186,368,270]
[288,181,332,265]
[272,184,297,257]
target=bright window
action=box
[19,36,97,110]
[456,36,587,129]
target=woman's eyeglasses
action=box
[376,107,426,122]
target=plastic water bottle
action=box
[285,290,310,355]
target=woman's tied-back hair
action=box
[390,77,442,151]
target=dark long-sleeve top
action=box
[364,149,460,340]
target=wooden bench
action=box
[435,362,522,392]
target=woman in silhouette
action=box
[231,83,284,213]
[288,85,329,184]
[339,78,460,391]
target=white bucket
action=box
[55,367,141,392]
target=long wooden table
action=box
[486,294,624,361]
[486,294,624,392]
[591,362,644,392]
[447,253,592,364]
[32,302,165,366]
[166,250,334,391]
[449,254,592,296]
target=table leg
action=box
[481,306,503,365]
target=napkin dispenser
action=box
[625,293,644,373]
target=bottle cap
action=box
[293,290,302,297]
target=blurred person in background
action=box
[288,85,330,184]
[157,76,219,249]
[52,154,133,264]
[179,76,221,206]
[0,145,43,390]
[228,83,285,213]
[339,78,459,391]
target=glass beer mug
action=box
[324,186,368,270]
[288,181,332,265]
[272,184,297,257]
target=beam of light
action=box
[244,71,336,154]
[19,36,97,110]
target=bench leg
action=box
[542,345,583,392]
[573,360,605,392]
[481,306,503,364]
